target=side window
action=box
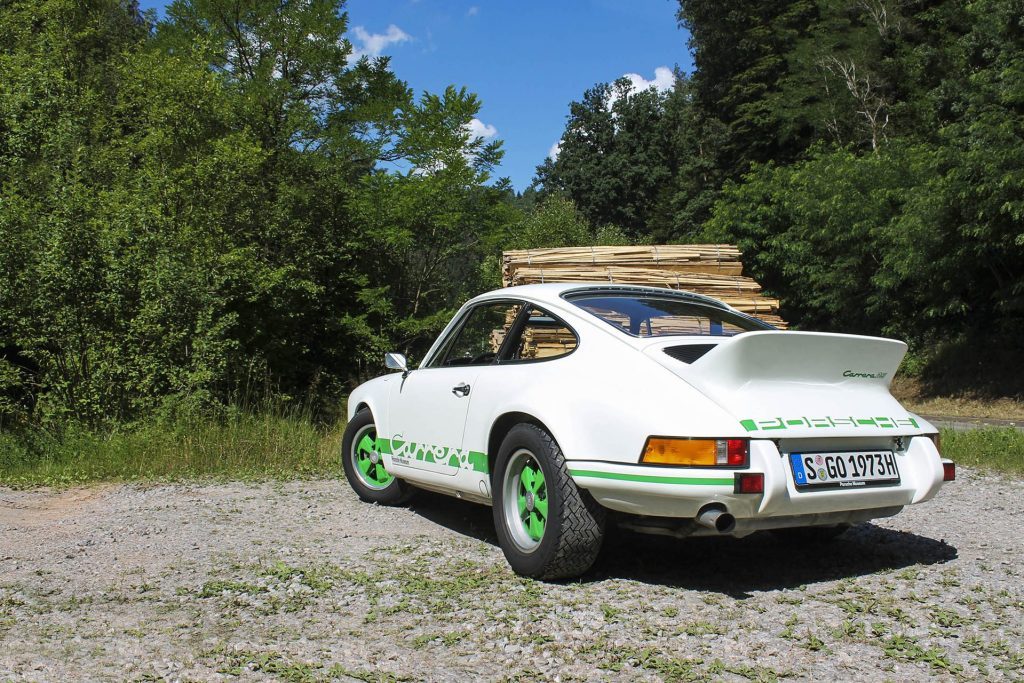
[433,301,521,367]
[507,307,578,361]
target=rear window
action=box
[566,293,770,338]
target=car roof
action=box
[472,282,733,312]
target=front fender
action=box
[346,374,400,430]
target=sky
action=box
[139,1,693,191]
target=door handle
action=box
[452,383,471,397]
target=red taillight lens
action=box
[943,462,955,482]
[734,472,764,494]
[727,439,747,466]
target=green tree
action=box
[0,0,517,425]
[347,86,511,364]
[884,0,1024,341]
[705,144,936,335]
[677,0,819,175]
[534,76,677,239]
[1,0,155,423]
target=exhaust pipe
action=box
[696,507,736,534]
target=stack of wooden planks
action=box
[502,245,786,328]
[518,327,578,359]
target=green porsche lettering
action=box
[740,415,920,432]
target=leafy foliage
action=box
[0,0,512,425]
[3,0,1022,440]
[537,0,1024,394]
[534,77,680,239]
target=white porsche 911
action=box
[342,284,954,579]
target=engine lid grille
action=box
[663,344,717,364]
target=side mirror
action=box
[384,352,408,373]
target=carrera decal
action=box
[739,415,920,432]
[382,435,488,474]
[568,469,733,486]
[843,369,888,379]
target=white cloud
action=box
[548,140,562,161]
[605,66,676,110]
[349,24,411,61]
[466,117,497,141]
[621,66,676,94]
[467,6,479,16]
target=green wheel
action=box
[341,410,415,505]
[351,423,393,489]
[492,424,605,580]
[504,449,549,551]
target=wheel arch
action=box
[487,411,559,480]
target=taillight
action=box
[942,462,955,481]
[734,472,764,494]
[641,438,748,467]
[725,439,747,466]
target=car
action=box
[342,283,954,579]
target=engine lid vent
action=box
[663,344,717,364]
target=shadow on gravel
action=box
[590,524,958,597]
[407,491,957,596]
[408,490,498,545]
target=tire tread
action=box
[501,424,605,580]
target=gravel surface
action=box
[1,470,1022,682]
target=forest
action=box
[1,0,1022,472]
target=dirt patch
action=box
[0,485,115,528]
[1,473,1022,681]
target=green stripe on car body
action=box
[377,436,747,484]
[379,436,489,474]
[568,469,733,486]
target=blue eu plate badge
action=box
[789,453,807,485]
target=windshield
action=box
[566,293,772,338]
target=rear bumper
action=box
[568,436,946,531]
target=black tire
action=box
[341,410,415,505]
[492,424,605,580]
[771,524,850,543]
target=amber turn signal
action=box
[640,438,748,467]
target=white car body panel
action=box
[347,283,949,534]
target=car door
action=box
[460,304,582,497]
[385,300,523,487]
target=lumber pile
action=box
[490,306,580,359]
[501,245,786,328]
[518,327,578,359]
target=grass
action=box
[940,427,1024,476]
[892,377,1024,421]
[0,411,343,488]
[0,409,1019,489]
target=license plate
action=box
[789,451,899,489]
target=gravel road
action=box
[1,470,1022,682]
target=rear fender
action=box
[463,339,742,468]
